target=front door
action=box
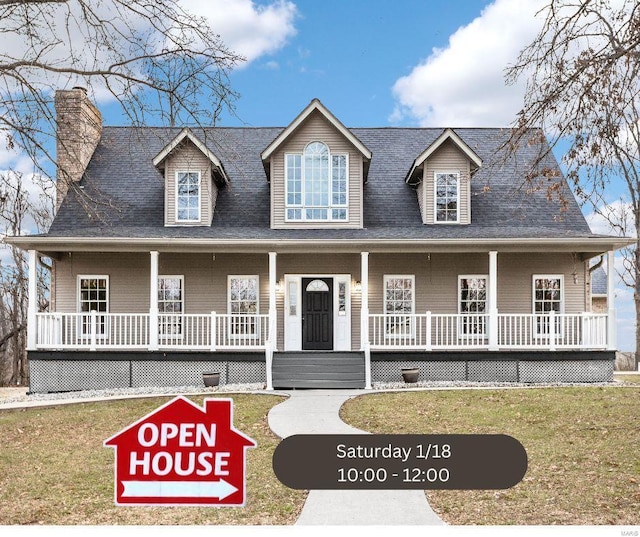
[302,278,333,350]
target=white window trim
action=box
[532,274,565,339]
[284,142,350,222]
[77,275,109,341]
[175,170,202,223]
[383,274,416,339]
[158,275,184,341]
[228,275,260,339]
[458,274,488,338]
[433,171,461,224]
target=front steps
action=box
[272,351,366,389]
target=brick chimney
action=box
[54,87,102,211]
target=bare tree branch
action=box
[504,0,640,358]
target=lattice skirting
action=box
[372,360,613,384]
[29,360,266,393]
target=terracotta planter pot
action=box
[203,372,220,387]
[401,368,420,383]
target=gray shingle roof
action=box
[46,125,596,240]
[591,266,607,295]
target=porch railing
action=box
[35,312,270,351]
[35,311,608,352]
[368,312,608,350]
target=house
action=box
[590,266,608,313]
[5,88,631,392]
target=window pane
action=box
[435,173,459,222]
[176,172,200,221]
[229,277,259,336]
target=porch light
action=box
[276,279,284,293]
[353,280,362,292]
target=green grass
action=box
[0,394,306,525]
[340,386,640,525]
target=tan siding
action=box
[54,253,270,315]
[55,252,150,313]
[368,252,585,314]
[164,141,215,226]
[276,253,361,350]
[271,110,363,229]
[424,140,471,225]
[160,253,269,314]
[51,252,586,350]
[497,253,584,314]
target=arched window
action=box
[285,141,348,221]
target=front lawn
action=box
[340,386,640,525]
[0,394,305,525]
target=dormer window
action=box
[285,141,348,221]
[176,171,201,222]
[435,172,460,223]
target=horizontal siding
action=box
[53,252,585,349]
[54,253,269,315]
[165,141,215,226]
[271,110,363,229]
[497,253,584,314]
[368,252,584,314]
[55,252,150,313]
[424,140,471,225]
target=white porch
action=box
[32,310,610,352]
[26,248,618,390]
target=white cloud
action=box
[182,0,298,64]
[391,0,545,127]
[585,200,637,237]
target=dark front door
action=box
[302,278,333,350]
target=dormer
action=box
[153,128,229,226]
[405,128,482,225]
[261,99,372,229]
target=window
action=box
[78,276,108,338]
[533,275,563,337]
[229,276,259,336]
[384,275,414,337]
[158,276,183,338]
[176,171,200,222]
[459,276,487,336]
[285,141,348,221]
[435,172,459,223]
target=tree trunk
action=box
[635,240,640,368]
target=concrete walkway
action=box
[268,389,445,526]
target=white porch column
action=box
[149,251,159,351]
[607,250,617,350]
[27,249,38,350]
[361,252,372,389]
[488,251,498,350]
[360,252,369,350]
[268,251,277,350]
[267,252,277,391]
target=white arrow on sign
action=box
[122,479,238,500]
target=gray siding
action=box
[270,110,364,229]
[164,140,216,226]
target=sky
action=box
[2,0,636,351]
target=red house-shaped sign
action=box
[104,396,256,506]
